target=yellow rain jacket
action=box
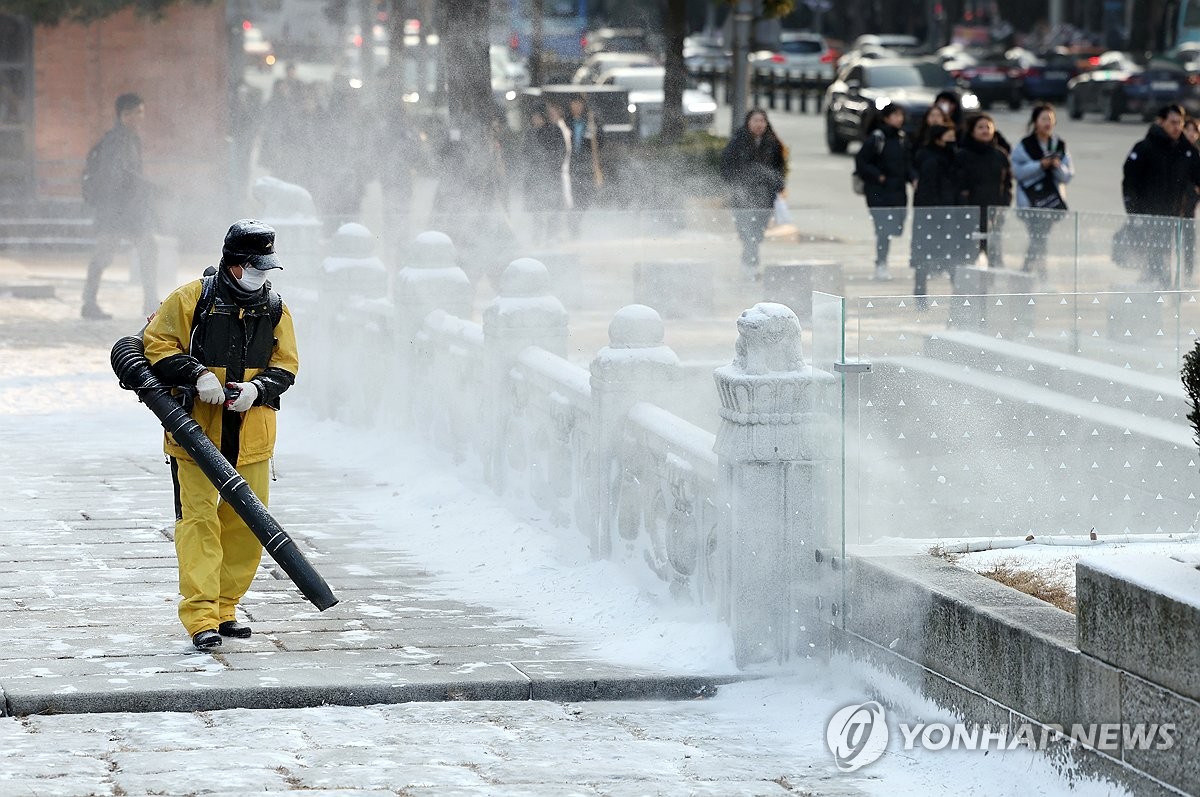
[143,276,299,466]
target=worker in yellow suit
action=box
[143,220,299,651]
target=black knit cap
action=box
[222,219,282,271]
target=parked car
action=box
[947,49,1024,110]
[824,58,978,153]
[596,66,717,138]
[750,31,837,79]
[1066,52,1199,121]
[572,52,659,84]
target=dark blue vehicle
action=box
[1018,50,1078,102]
[1066,52,1198,121]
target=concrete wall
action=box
[843,554,1200,796]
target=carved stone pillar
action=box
[589,305,682,559]
[481,258,568,492]
[713,302,839,666]
[393,231,473,426]
[394,230,472,345]
[313,223,387,423]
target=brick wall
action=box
[33,2,230,245]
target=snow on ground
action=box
[864,534,1200,601]
[276,410,739,674]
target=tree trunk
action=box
[1129,0,1167,53]
[440,0,493,133]
[660,0,688,143]
[530,0,544,86]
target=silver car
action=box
[750,31,836,79]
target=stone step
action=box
[922,329,1189,424]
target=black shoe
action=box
[218,621,252,639]
[192,629,222,650]
[81,304,112,320]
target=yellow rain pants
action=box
[172,456,268,636]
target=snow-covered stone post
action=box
[316,222,388,424]
[393,231,473,424]
[481,258,568,493]
[589,305,681,560]
[714,302,839,667]
[251,176,322,287]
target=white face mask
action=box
[236,268,268,291]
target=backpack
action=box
[81,134,111,207]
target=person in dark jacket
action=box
[520,105,568,243]
[565,95,604,238]
[1123,104,1194,286]
[720,108,786,279]
[910,124,962,303]
[82,93,160,320]
[855,103,911,281]
[956,112,1013,269]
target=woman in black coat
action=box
[910,124,963,302]
[956,112,1013,268]
[854,103,911,280]
[720,108,786,279]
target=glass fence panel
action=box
[811,291,847,627]
[985,208,1195,295]
[846,291,1200,547]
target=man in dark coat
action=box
[1122,104,1194,286]
[82,93,160,320]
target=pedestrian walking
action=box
[81,93,160,320]
[564,95,604,238]
[956,112,1013,269]
[1010,103,1073,275]
[854,103,911,281]
[910,123,962,303]
[520,104,568,243]
[142,220,299,651]
[1122,104,1194,287]
[719,108,787,279]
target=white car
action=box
[597,66,717,138]
[572,52,659,84]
